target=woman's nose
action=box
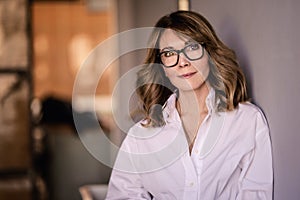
[178,53,190,68]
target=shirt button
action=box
[194,149,199,154]
[189,182,194,187]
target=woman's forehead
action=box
[159,29,193,49]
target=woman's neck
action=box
[177,83,210,116]
[176,83,210,153]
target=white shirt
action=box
[106,89,273,200]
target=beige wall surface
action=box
[191,0,300,199]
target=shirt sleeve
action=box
[105,134,152,200]
[106,169,152,200]
[236,112,273,200]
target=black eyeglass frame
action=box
[158,43,205,68]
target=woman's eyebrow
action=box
[184,40,194,45]
[160,40,195,51]
[161,46,174,51]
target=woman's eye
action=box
[163,51,176,57]
[188,43,200,51]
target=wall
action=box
[191,0,300,199]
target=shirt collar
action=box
[205,88,217,114]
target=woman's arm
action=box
[106,131,152,200]
[106,169,152,200]
[237,112,273,200]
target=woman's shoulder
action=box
[236,101,266,117]
[233,101,269,130]
[118,122,146,154]
[223,101,268,127]
[124,120,165,143]
[128,119,153,134]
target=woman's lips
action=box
[178,72,197,79]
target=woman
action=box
[106,11,273,199]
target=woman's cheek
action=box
[195,57,210,81]
[164,68,176,78]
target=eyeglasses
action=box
[158,43,204,68]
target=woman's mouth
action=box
[179,72,197,79]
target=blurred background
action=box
[0,0,299,200]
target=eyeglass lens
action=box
[159,43,203,68]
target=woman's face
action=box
[159,29,210,92]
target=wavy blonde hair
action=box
[136,11,248,127]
